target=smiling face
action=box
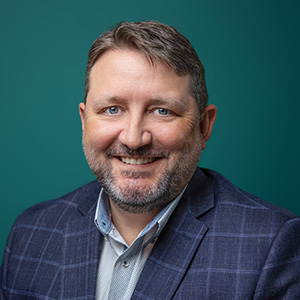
[80,49,209,213]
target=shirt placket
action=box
[107,236,144,300]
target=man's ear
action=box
[79,102,86,131]
[200,104,217,150]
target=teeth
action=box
[121,157,155,165]
[136,158,143,165]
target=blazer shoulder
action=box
[12,180,101,232]
[200,168,299,224]
[1,181,101,299]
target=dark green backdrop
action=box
[1,0,300,257]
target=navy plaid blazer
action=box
[1,168,300,299]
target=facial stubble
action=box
[83,134,203,214]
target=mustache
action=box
[105,144,169,158]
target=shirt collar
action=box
[94,186,186,243]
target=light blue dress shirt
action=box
[94,187,186,300]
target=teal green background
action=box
[1,0,300,258]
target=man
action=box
[1,21,299,299]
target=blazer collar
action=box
[184,167,215,217]
[77,180,101,216]
[65,168,215,299]
[132,168,215,300]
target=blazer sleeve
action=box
[0,210,25,298]
[253,217,300,299]
[0,222,14,298]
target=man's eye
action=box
[155,108,169,115]
[106,106,119,114]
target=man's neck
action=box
[109,200,162,246]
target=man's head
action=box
[80,21,216,214]
[84,21,208,115]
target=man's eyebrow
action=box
[148,97,185,106]
[92,96,126,105]
[92,96,186,107]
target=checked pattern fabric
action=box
[1,168,300,299]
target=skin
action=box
[79,49,216,245]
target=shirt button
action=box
[122,260,130,268]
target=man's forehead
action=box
[89,49,194,93]
[91,48,187,78]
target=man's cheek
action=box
[84,127,112,148]
[161,133,192,151]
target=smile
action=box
[120,157,155,165]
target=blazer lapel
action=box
[60,181,102,299]
[132,169,215,300]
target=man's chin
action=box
[116,178,157,190]
[109,191,169,214]
[103,179,172,214]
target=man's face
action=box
[80,49,205,213]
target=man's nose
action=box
[119,116,152,150]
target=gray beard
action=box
[97,167,174,213]
[83,140,202,214]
